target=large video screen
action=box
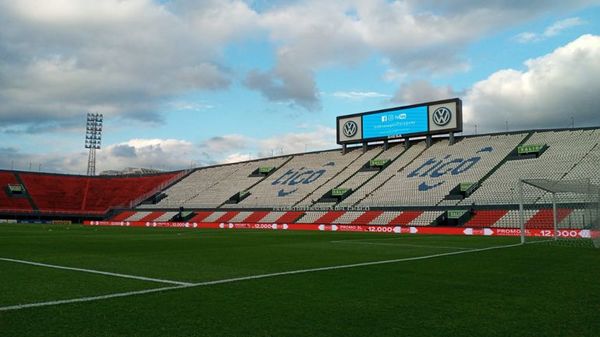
[362,106,428,139]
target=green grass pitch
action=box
[0,223,599,337]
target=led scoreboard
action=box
[337,98,462,145]
[362,105,428,139]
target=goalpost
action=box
[518,179,600,247]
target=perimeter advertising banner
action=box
[84,221,595,239]
[337,98,462,145]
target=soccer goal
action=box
[517,179,600,247]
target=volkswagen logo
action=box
[343,121,358,137]
[432,107,452,126]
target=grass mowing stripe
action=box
[0,242,522,312]
[0,257,192,286]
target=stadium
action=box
[1,98,599,336]
[2,2,600,336]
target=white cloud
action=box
[98,138,200,171]
[514,32,539,43]
[199,135,250,153]
[0,0,257,130]
[257,126,337,155]
[0,125,339,173]
[0,138,203,174]
[544,17,586,37]
[392,80,459,105]
[515,17,586,43]
[169,101,215,112]
[382,68,407,82]
[464,34,600,132]
[222,153,254,164]
[246,1,596,108]
[332,91,390,100]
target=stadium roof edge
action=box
[0,169,184,179]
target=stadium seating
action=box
[357,134,526,207]
[3,128,599,232]
[462,129,600,205]
[295,146,383,208]
[464,210,508,228]
[525,208,572,229]
[110,209,445,226]
[233,149,363,208]
[85,174,180,211]
[19,173,89,212]
[73,205,600,229]
[188,211,214,222]
[0,171,33,212]
[337,141,427,206]
[13,171,180,214]
[149,157,290,209]
[108,210,136,221]
[241,211,270,222]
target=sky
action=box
[1,0,600,174]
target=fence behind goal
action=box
[517,179,600,247]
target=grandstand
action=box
[0,170,184,219]
[1,127,598,233]
[2,123,600,337]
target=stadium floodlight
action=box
[84,113,103,176]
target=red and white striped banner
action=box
[84,221,594,239]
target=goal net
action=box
[518,179,600,247]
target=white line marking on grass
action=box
[0,258,192,286]
[330,240,473,250]
[0,242,523,312]
[0,284,190,312]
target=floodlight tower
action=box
[84,113,103,176]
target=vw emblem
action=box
[343,121,358,137]
[433,107,452,126]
